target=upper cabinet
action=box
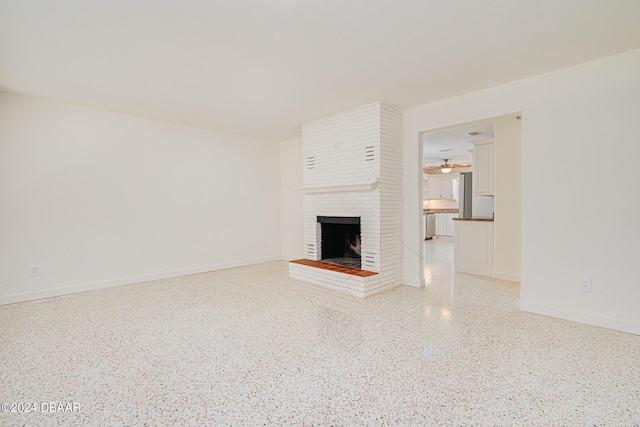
[424,174,456,200]
[471,138,494,196]
[441,175,454,199]
[427,175,441,199]
[422,174,431,199]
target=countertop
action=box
[423,209,459,214]
[452,217,494,222]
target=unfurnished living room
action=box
[1,1,639,426]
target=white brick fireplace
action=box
[289,102,403,297]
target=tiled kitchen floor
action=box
[1,241,639,426]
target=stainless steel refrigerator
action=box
[459,172,473,218]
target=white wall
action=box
[404,48,640,334]
[0,92,282,304]
[471,195,494,217]
[280,137,303,260]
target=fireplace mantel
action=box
[297,182,378,194]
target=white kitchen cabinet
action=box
[436,213,457,237]
[441,175,454,199]
[436,213,448,236]
[471,138,494,196]
[454,219,494,277]
[426,175,441,199]
[425,174,456,199]
[422,174,430,200]
[446,213,456,235]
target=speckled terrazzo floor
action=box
[1,241,639,426]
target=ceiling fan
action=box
[423,159,466,174]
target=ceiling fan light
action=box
[440,167,452,173]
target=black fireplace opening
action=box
[318,216,361,269]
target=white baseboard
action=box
[520,300,640,336]
[0,256,282,306]
[402,276,425,288]
[492,271,521,282]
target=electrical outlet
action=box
[580,277,592,292]
[29,265,40,277]
[263,241,268,248]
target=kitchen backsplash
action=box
[423,200,459,210]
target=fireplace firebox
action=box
[317,216,361,268]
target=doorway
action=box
[418,113,522,285]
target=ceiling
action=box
[1,1,639,141]
[423,121,495,167]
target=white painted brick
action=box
[292,102,403,297]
